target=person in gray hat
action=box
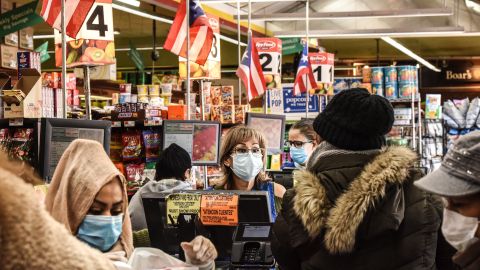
[415,130,480,270]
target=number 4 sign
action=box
[309,52,334,84]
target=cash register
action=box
[230,223,275,269]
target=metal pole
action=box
[61,0,67,118]
[186,0,191,120]
[83,66,92,120]
[237,0,242,106]
[305,0,309,119]
[247,0,251,110]
[200,79,208,189]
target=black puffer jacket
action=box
[272,146,455,270]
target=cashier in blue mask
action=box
[286,119,321,168]
[213,125,286,216]
[45,139,217,268]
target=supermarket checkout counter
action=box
[142,190,275,269]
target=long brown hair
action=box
[290,119,321,145]
[216,125,268,189]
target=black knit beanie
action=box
[313,88,394,151]
[156,143,192,180]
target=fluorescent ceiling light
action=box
[114,31,121,35]
[33,34,55,39]
[275,27,465,39]
[381,37,440,72]
[113,3,246,46]
[237,8,453,21]
[115,0,140,7]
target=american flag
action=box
[164,0,213,66]
[40,0,95,38]
[294,43,317,96]
[236,35,266,101]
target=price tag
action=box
[111,121,121,128]
[9,118,23,126]
[124,121,135,127]
[254,38,282,75]
[309,53,335,84]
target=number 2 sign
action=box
[309,52,335,84]
[254,38,282,76]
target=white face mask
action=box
[231,152,263,182]
[442,208,479,252]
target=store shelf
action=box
[389,98,420,103]
[111,119,163,128]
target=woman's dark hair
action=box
[290,119,321,145]
[155,143,192,180]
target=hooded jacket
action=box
[129,178,193,231]
[45,139,134,258]
[272,145,453,270]
[0,151,115,270]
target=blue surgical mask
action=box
[232,153,263,182]
[290,147,308,165]
[77,214,123,252]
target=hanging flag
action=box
[293,43,317,96]
[35,41,51,63]
[40,0,95,39]
[236,35,266,101]
[163,0,214,66]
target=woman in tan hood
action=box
[45,139,134,258]
[0,150,115,270]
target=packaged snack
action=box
[211,105,221,122]
[148,84,160,96]
[235,105,245,124]
[125,163,145,192]
[221,105,234,124]
[211,86,222,106]
[122,131,142,162]
[0,128,9,140]
[221,86,234,105]
[11,128,34,162]
[142,130,161,163]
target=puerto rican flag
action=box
[236,35,266,101]
[294,43,317,96]
[40,0,95,38]
[164,0,213,66]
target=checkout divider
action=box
[142,190,275,269]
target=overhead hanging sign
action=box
[0,0,43,37]
[128,42,145,71]
[54,0,115,67]
[200,194,239,226]
[35,41,50,63]
[179,14,221,80]
[280,38,303,55]
[254,37,282,90]
[309,52,335,84]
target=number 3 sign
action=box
[54,0,115,67]
[309,52,335,84]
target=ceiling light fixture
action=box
[236,8,453,21]
[275,26,465,39]
[33,34,55,39]
[115,0,140,7]
[113,3,246,46]
[114,30,121,35]
[381,37,441,72]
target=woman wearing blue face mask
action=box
[213,125,286,217]
[286,119,321,169]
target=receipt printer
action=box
[230,223,275,269]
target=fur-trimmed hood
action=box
[292,146,417,255]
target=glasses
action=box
[231,147,264,157]
[285,140,312,148]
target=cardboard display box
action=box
[1,45,18,69]
[3,68,42,118]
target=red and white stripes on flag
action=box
[163,0,214,66]
[293,44,317,96]
[236,36,266,101]
[40,0,95,39]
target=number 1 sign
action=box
[54,0,115,67]
[309,52,334,84]
[254,37,282,90]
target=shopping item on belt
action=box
[466,98,480,129]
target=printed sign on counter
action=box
[200,194,239,226]
[309,52,334,84]
[166,193,201,225]
[179,14,221,80]
[54,0,115,67]
[254,37,282,90]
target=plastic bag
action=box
[122,131,142,162]
[443,113,460,129]
[466,98,480,129]
[444,100,466,128]
[454,98,470,117]
[142,130,161,163]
